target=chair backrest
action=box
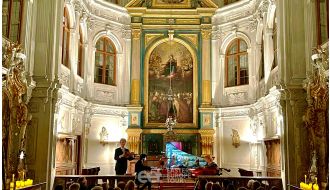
[238,168,253,176]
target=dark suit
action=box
[135,160,152,190]
[114,147,133,175]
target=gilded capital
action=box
[199,129,215,156]
[127,128,142,154]
[201,29,212,39]
[132,29,141,39]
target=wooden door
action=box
[264,139,281,177]
[55,134,81,175]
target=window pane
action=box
[98,67,103,76]
[240,69,248,85]
[106,56,114,67]
[319,0,328,44]
[106,41,115,53]
[96,39,104,51]
[94,67,103,83]
[227,56,237,87]
[239,41,247,52]
[2,1,10,37]
[95,53,103,66]
[106,56,115,85]
[228,43,237,54]
[239,54,248,69]
[9,25,18,42]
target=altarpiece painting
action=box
[144,40,197,128]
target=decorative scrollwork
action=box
[303,44,329,185]
[2,38,31,186]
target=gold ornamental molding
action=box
[143,18,167,25]
[178,34,199,47]
[151,0,191,8]
[303,45,329,186]
[127,128,143,135]
[199,129,214,156]
[142,129,200,134]
[127,128,143,154]
[199,129,215,136]
[132,29,141,39]
[143,37,198,128]
[201,29,211,39]
[2,39,31,185]
[145,34,164,47]
[201,24,212,40]
[175,19,200,25]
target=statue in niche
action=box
[231,129,240,148]
[99,127,109,143]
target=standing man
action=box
[114,138,134,175]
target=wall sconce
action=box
[99,127,111,145]
[231,129,240,148]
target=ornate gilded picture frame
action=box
[144,38,198,128]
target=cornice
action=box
[91,104,129,116]
[81,0,131,27]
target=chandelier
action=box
[164,10,176,131]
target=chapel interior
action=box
[2,0,329,190]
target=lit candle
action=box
[313,178,319,190]
[20,181,25,187]
[308,183,313,190]
[16,181,21,188]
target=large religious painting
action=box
[144,39,197,128]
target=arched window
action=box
[225,38,249,87]
[272,12,278,69]
[260,33,265,80]
[2,0,24,42]
[316,0,329,45]
[94,37,116,85]
[77,28,83,77]
[62,7,70,68]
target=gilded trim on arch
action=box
[145,33,165,48]
[177,34,199,47]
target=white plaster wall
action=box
[86,115,128,175]
[58,0,131,105]
[221,118,251,176]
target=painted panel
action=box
[147,41,193,124]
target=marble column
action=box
[201,26,212,107]
[69,28,77,92]
[130,28,141,105]
[82,43,88,98]
[211,27,221,105]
